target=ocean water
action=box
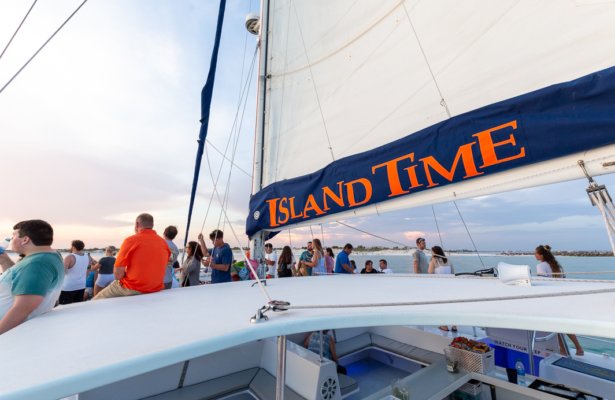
[349,252,615,279]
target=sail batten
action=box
[248,0,615,237]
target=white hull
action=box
[2,275,615,399]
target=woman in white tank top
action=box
[428,246,457,332]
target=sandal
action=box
[451,326,458,332]
[439,326,449,331]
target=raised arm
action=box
[197,233,210,257]
[0,253,15,273]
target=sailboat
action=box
[3,1,615,399]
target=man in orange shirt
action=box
[94,213,170,300]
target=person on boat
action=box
[263,243,277,278]
[360,260,379,274]
[93,213,170,299]
[379,259,393,274]
[0,220,64,335]
[162,226,179,289]
[91,246,116,297]
[324,248,335,274]
[300,238,325,275]
[199,229,233,284]
[413,237,429,274]
[60,240,94,305]
[535,244,584,356]
[304,330,347,374]
[427,246,457,332]
[298,241,313,276]
[351,260,358,273]
[84,266,97,301]
[276,246,295,278]
[334,243,354,274]
[428,246,454,275]
[178,241,203,287]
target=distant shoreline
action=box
[6,248,610,258]
[498,250,614,257]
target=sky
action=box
[1,0,614,252]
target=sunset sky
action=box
[1,0,614,252]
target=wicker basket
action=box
[445,345,495,374]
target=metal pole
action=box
[527,331,536,376]
[250,0,270,266]
[319,330,324,363]
[276,335,287,400]
[251,0,269,196]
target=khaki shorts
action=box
[93,280,142,300]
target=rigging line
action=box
[335,220,410,248]
[288,228,292,248]
[219,0,252,224]
[453,200,485,269]
[236,0,251,104]
[205,139,251,177]
[286,286,615,311]
[309,225,315,240]
[199,47,258,233]
[291,2,335,162]
[204,145,272,303]
[0,0,38,62]
[320,224,325,248]
[431,205,444,247]
[216,50,258,229]
[401,1,451,119]
[0,0,89,96]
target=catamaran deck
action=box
[1,274,615,399]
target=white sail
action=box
[248,0,615,236]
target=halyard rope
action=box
[285,284,615,311]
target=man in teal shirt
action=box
[0,220,64,334]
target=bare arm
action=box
[341,263,353,273]
[413,256,419,274]
[428,259,435,274]
[0,253,15,273]
[113,266,126,280]
[201,255,230,271]
[197,233,210,257]
[64,254,76,270]
[0,295,43,335]
[302,252,321,268]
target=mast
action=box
[250,0,270,273]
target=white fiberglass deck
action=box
[1,274,615,399]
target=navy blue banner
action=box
[247,65,615,238]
